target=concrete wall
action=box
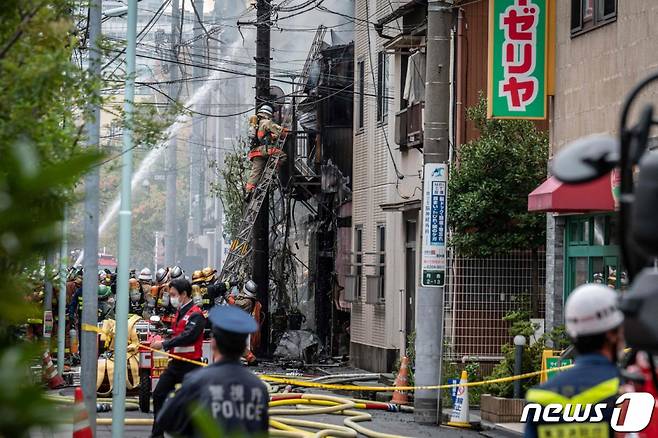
[552,0,658,154]
[545,2,658,332]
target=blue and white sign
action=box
[421,163,448,287]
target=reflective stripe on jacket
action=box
[170,303,204,359]
[523,354,620,438]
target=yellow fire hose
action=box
[94,394,410,438]
[83,323,575,392]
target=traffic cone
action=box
[72,387,92,438]
[42,351,65,389]
[447,370,471,428]
[390,356,410,405]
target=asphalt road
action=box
[33,399,484,437]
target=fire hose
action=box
[89,394,411,438]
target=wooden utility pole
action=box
[253,0,271,355]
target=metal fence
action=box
[443,249,546,364]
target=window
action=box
[377,51,389,122]
[355,226,363,299]
[357,60,365,129]
[376,225,386,301]
[571,0,617,36]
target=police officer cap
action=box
[208,305,258,334]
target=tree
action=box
[449,96,548,257]
[0,1,101,435]
[210,139,250,240]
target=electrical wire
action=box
[363,0,404,181]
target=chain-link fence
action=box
[443,249,546,368]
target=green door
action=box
[564,214,625,299]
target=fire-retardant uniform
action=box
[524,353,620,438]
[151,300,206,438]
[524,284,624,438]
[245,108,286,193]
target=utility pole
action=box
[81,0,102,432]
[111,0,137,435]
[254,0,271,355]
[188,0,205,257]
[165,0,180,267]
[414,0,452,425]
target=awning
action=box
[528,174,615,213]
[380,199,421,212]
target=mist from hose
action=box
[75,70,223,267]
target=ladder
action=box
[218,120,291,283]
[217,25,327,283]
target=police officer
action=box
[150,277,206,438]
[155,305,269,437]
[524,284,624,438]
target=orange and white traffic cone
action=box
[447,370,471,428]
[391,356,410,405]
[42,351,65,389]
[72,387,92,438]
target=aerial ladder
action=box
[218,25,327,283]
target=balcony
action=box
[395,101,424,150]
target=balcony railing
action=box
[394,102,424,150]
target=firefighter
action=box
[233,280,260,365]
[154,305,268,437]
[245,104,286,196]
[128,278,144,317]
[150,277,206,438]
[524,284,624,438]
[97,284,114,321]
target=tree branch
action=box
[0,4,45,61]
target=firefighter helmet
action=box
[170,265,184,280]
[565,283,624,338]
[257,104,273,117]
[138,267,152,282]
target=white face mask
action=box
[161,292,170,307]
[130,290,141,302]
[170,296,180,308]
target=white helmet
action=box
[257,104,273,117]
[242,279,257,298]
[138,267,152,281]
[565,283,624,338]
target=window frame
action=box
[357,59,365,131]
[354,226,363,300]
[571,0,617,37]
[376,224,386,302]
[376,51,389,123]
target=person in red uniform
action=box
[150,277,206,438]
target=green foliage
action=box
[449,95,549,257]
[0,1,102,435]
[483,311,569,399]
[210,139,250,240]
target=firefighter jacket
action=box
[162,300,206,360]
[155,358,269,437]
[248,117,284,159]
[524,353,620,438]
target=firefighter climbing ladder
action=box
[218,131,288,283]
[218,25,327,283]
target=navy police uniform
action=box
[524,353,620,438]
[155,306,269,437]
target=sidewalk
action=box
[442,408,524,437]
